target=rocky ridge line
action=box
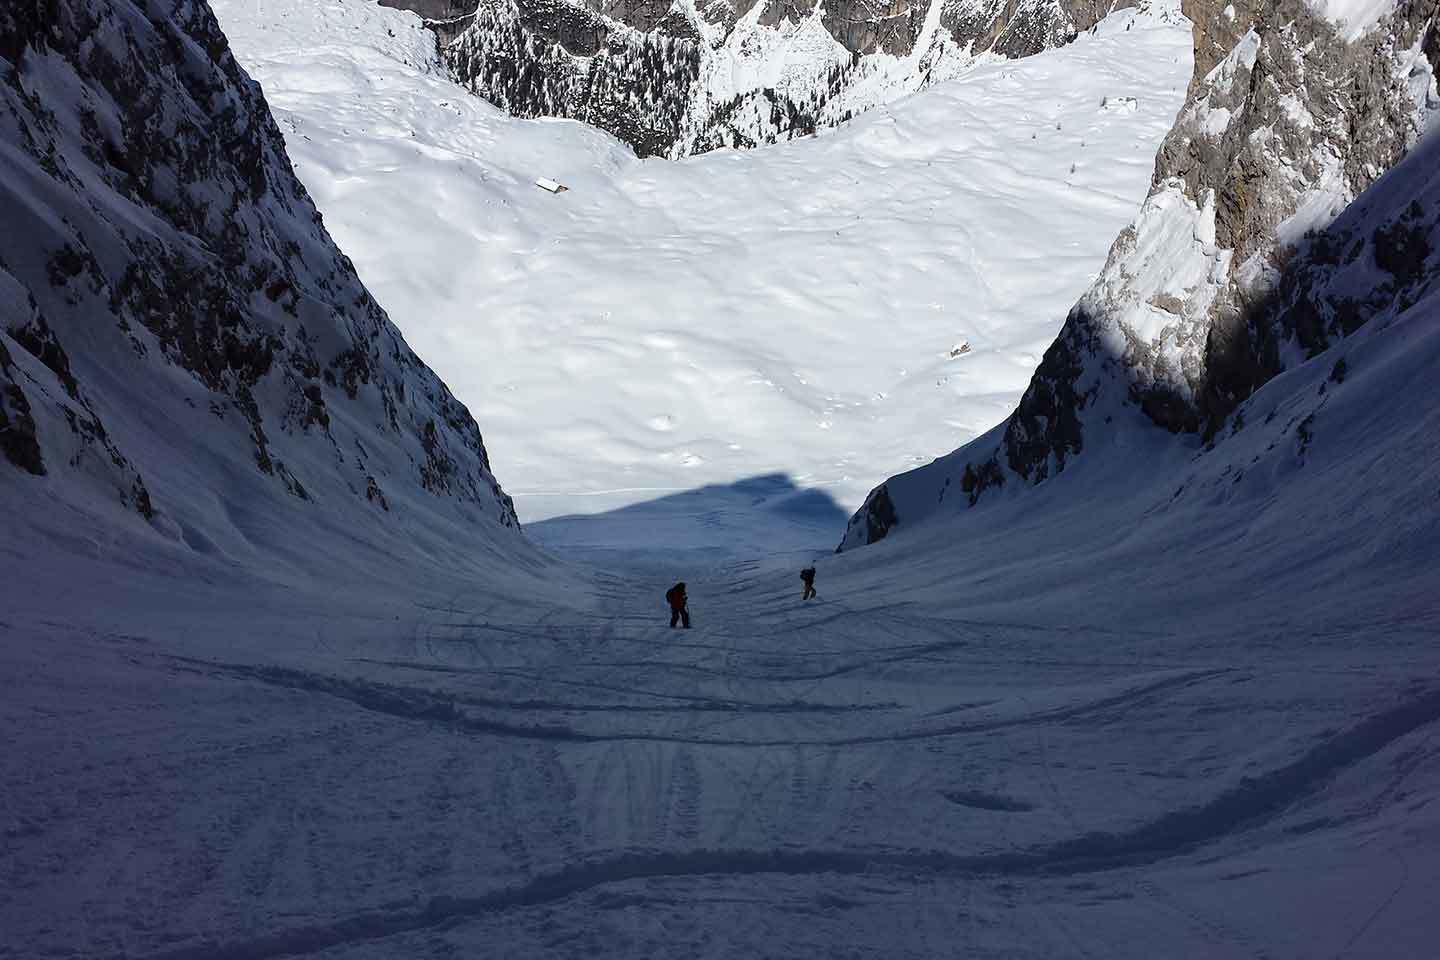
[0,0,518,554]
[841,0,1440,548]
[382,0,1146,156]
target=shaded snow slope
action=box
[6,8,1438,954]
[0,0,524,590]
[841,0,1439,548]
[5,248,1439,954]
[833,131,1440,617]
[214,0,1191,523]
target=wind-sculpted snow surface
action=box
[0,0,520,582]
[215,0,1191,523]
[840,0,1440,548]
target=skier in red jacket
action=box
[665,582,690,629]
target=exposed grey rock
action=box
[378,0,481,43]
[993,0,1438,465]
[853,483,899,546]
[943,0,1137,60]
[0,338,44,476]
[379,0,478,18]
[0,0,518,534]
[1204,177,1439,434]
[447,0,703,157]
[1181,0,1263,82]
[840,0,1440,549]
[817,0,925,56]
[408,0,1132,157]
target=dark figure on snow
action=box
[800,567,817,601]
[666,581,691,629]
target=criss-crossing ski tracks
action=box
[4,559,1439,960]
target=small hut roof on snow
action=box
[535,177,568,194]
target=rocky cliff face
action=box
[386,0,1147,156]
[446,0,704,157]
[946,0,1139,58]
[840,0,1440,549]
[1,0,518,560]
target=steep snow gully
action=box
[5,1,1440,959]
[9,544,1440,958]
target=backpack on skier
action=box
[665,582,690,628]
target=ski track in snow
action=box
[105,657,1440,960]
[5,3,1440,958]
[7,546,1440,959]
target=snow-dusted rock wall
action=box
[839,0,1439,549]
[944,0,1139,58]
[419,0,1153,156]
[0,0,519,564]
[446,0,704,156]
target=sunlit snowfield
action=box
[213,0,1192,522]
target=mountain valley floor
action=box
[5,462,1439,958]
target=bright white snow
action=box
[211,0,1192,522]
[1306,0,1401,41]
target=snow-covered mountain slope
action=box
[422,0,1175,156]
[7,204,1440,956]
[840,0,1439,548]
[841,128,1440,560]
[0,0,525,591]
[7,3,1440,956]
[213,0,1191,523]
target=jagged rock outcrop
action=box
[385,0,1146,156]
[945,0,1138,58]
[840,0,1440,550]
[446,0,704,156]
[0,0,518,553]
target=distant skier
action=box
[665,581,691,629]
[800,567,817,601]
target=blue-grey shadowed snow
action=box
[527,473,849,570]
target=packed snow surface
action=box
[211,0,1192,521]
[6,5,1440,957]
[5,257,1439,955]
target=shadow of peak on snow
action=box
[526,473,850,569]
